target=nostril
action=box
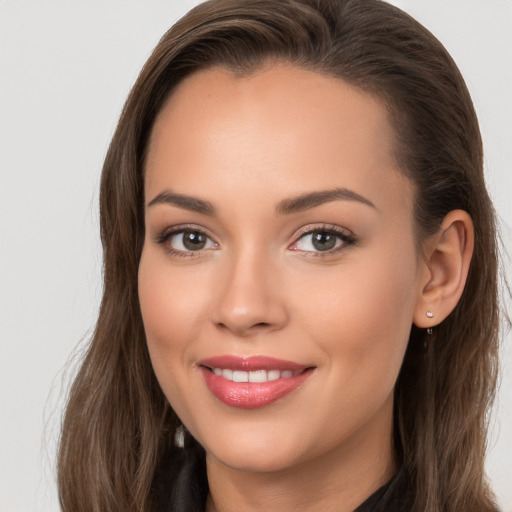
[213,319,273,336]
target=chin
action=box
[198,425,308,473]
[208,446,300,474]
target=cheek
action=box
[138,247,216,429]
[138,247,206,340]
[296,243,418,399]
[138,248,206,385]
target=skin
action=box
[138,64,473,512]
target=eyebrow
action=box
[276,187,376,214]
[147,186,376,216]
[147,191,216,215]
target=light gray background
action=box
[1,1,510,511]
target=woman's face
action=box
[139,65,425,475]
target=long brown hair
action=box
[58,1,500,510]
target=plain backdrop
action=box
[1,1,511,511]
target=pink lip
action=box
[198,355,315,409]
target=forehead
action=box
[145,64,413,217]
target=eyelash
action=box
[289,224,357,257]
[154,223,357,258]
[154,224,218,258]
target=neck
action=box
[205,395,396,512]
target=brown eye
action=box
[182,231,207,250]
[293,230,342,252]
[168,230,218,252]
[311,231,337,251]
[289,226,356,255]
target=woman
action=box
[57,0,501,511]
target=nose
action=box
[211,249,289,337]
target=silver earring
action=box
[426,311,434,336]
[174,424,186,448]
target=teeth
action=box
[211,368,301,382]
[268,369,280,381]
[249,370,267,383]
[232,370,249,382]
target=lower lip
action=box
[200,367,314,409]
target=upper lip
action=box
[198,355,312,372]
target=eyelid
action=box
[291,223,354,240]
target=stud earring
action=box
[426,311,434,318]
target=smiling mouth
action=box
[198,356,315,408]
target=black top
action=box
[155,445,412,512]
[354,468,411,512]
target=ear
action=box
[413,210,474,329]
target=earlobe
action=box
[413,210,474,328]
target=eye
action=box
[156,227,219,255]
[171,230,216,251]
[289,227,356,254]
